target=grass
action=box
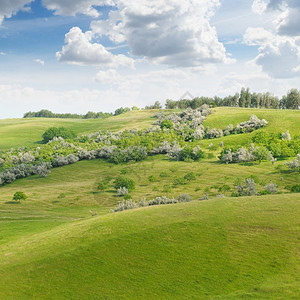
[0,110,155,150]
[0,107,299,298]
[0,107,299,150]
[0,194,299,299]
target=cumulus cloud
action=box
[255,37,300,78]
[248,0,300,78]
[252,0,300,36]
[42,0,115,17]
[243,27,274,46]
[90,0,232,67]
[56,27,134,68]
[0,0,33,24]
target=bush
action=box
[13,191,27,202]
[178,146,205,161]
[160,120,173,129]
[290,184,300,193]
[114,176,136,191]
[235,178,257,196]
[42,127,76,143]
[148,175,158,182]
[177,193,192,202]
[264,182,278,194]
[160,171,170,178]
[117,187,129,197]
[184,172,196,181]
[173,177,186,186]
[98,179,109,191]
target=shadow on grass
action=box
[34,140,44,145]
[5,201,21,205]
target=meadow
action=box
[0,107,299,299]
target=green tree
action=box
[285,89,300,109]
[42,127,76,143]
[13,191,27,202]
[114,176,136,191]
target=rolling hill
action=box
[0,107,299,299]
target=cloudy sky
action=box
[0,0,300,118]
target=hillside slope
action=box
[0,194,299,299]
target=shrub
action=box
[178,146,205,161]
[285,154,300,172]
[13,191,27,202]
[160,171,170,178]
[252,146,272,164]
[173,177,186,186]
[114,176,136,191]
[184,172,196,181]
[42,127,76,143]
[290,184,300,193]
[160,120,173,129]
[235,178,257,196]
[264,182,278,194]
[117,187,129,197]
[148,175,158,182]
[177,193,192,202]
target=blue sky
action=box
[0,0,300,118]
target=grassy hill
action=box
[0,107,299,298]
[0,194,299,299]
[0,110,155,150]
[0,107,299,150]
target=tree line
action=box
[165,88,300,110]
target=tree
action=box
[285,89,300,109]
[42,127,76,143]
[13,191,27,202]
[114,176,136,191]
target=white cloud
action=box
[255,37,300,78]
[33,59,45,66]
[42,0,115,17]
[94,69,121,84]
[243,27,274,46]
[0,52,6,55]
[0,0,33,24]
[252,0,300,36]
[247,0,300,78]
[90,0,233,67]
[56,27,134,68]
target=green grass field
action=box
[0,194,299,299]
[0,110,155,150]
[0,107,299,299]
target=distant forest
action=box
[23,88,299,119]
[165,88,300,110]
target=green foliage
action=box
[114,176,136,191]
[290,184,300,193]
[184,172,196,181]
[13,191,27,202]
[179,146,205,161]
[42,127,76,143]
[98,179,110,191]
[148,175,158,182]
[114,107,130,116]
[173,177,186,186]
[160,120,173,129]
[159,171,170,178]
[252,146,270,163]
[23,109,112,119]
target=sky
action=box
[0,0,300,118]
